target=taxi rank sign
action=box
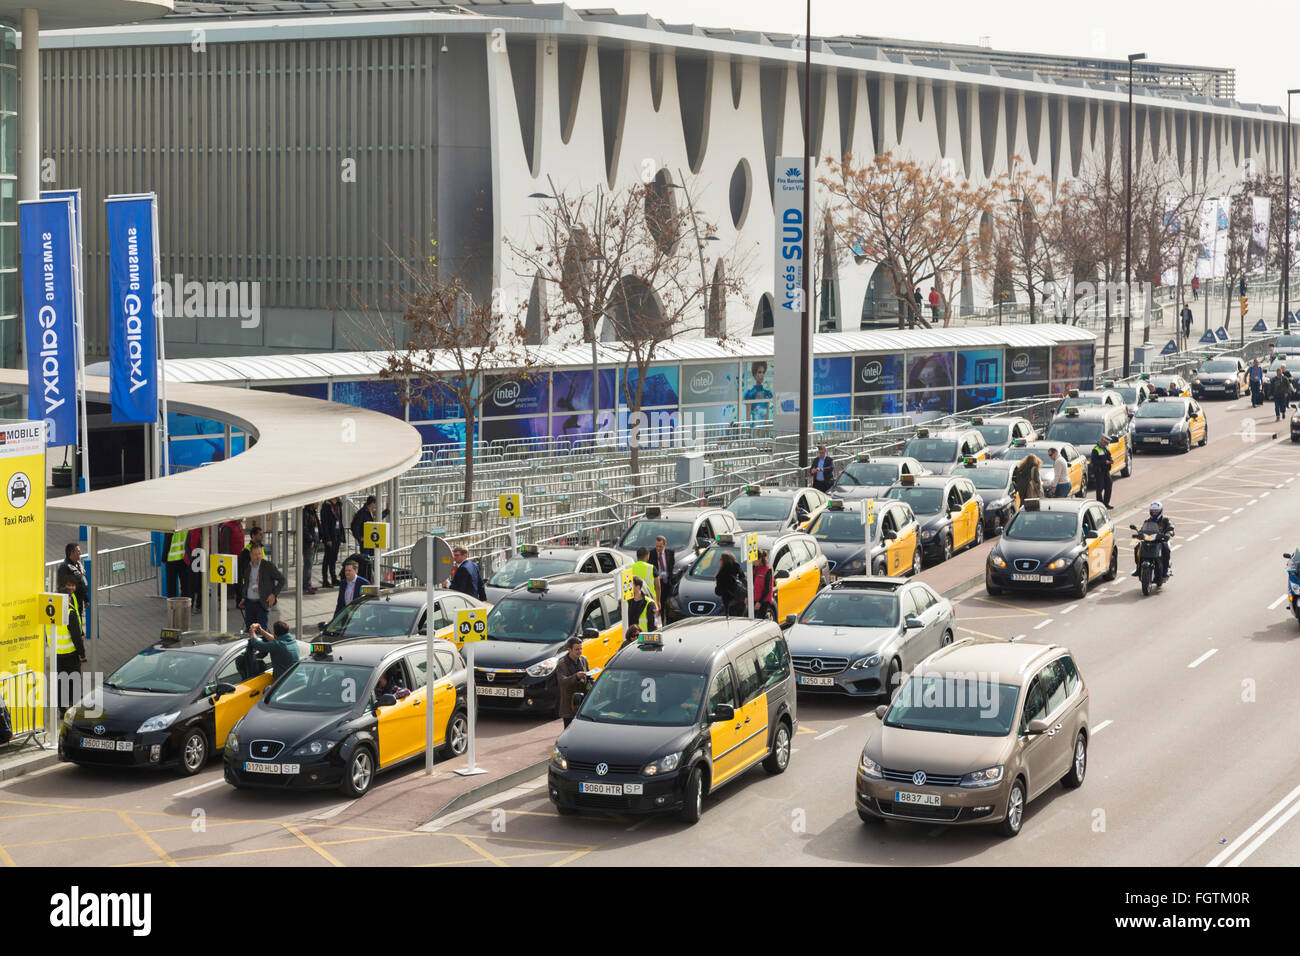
[18,197,78,447]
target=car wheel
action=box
[858,807,883,824]
[997,778,1026,837]
[873,557,887,576]
[1199,425,1208,447]
[1073,558,1089,599]
[985,575,1002,596]
[1181,436,1192,454]
[885,658,902,700]
[680,766,704,824]
[940,629,954,646]
[1103,548,1118,582]
[762,720,792,775]
[910,547,922,577]
[940,534,954,563]
[441,709,468,758]
[973,520,985,547]
[1062,732,1087,789]
[178,727,208,777]
[339,745,375,797]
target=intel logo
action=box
[494,381,521,407]
[691,370,714,393]
[1011,353,1030,374]
[860,361,882,385]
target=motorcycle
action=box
[1284,551,1300,626]
[1130,522,1171,596]
[1290,403,1300,444]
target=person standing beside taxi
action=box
[1046,448,1071,498]
[556,637,589,728]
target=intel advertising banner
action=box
[681,361,740,405]
[19,197,79,447]
[854,354,904,393]
[957,350,1003,411]
[483,373,548,417]
[105,195,160,423]
[1004,347,1051,384]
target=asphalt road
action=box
[5,395,1299,867]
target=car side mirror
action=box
[1284,553,1293,560]
[317,621,327,632]
[781,613,797,630]
[775,570,790,580]
[709,703,735,723]
[377,693,397,709]
[883,530,897,540]
[874,705,889,721]
[571,692,585,710]
[213,682,237,697]
[1026,718,1051,735]
[1084,530,1098,540]
[904,614,923,629]
[582,627,600,641]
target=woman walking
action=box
[753,550,776,619]
[714,552,748,617]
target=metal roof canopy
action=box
[0,369,422,532]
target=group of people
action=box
[712,549,776,619]
[1010,444,1113,507]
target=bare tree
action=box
[975,157,1064,325]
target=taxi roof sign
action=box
[310,641,333,658]
[971,417,985,425]
[1102,380,1115,388]
[1011,438,1027,447]
[826,498,845,511]
[961,456,978,467]
[854,453,870,462]
[899,474,916,485]
[636,632,663,650]
[644,506,662,519]
[745,485,761,495]
[715,533,736,546]
[916,428,930,438]
[1024,498,1041,511]
[1067,388,1080,397]
[519,544,539,557]
[526,579,549,593]
[160,628,182,645]
[1065,406,1080,417]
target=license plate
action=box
[624,783,644,795]
[476,686,524,698]
[800,675,835,686]
[579,782,622,795]
[244,762,299,775]
[80,737,132,752]
[1011,573,1053,583]
[895,790,941,806]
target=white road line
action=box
[1171,544,1182,551]
[1226,797,1300,867]
[312,800,356,821]
[1247,499,1258,506]
[1261,491,1271,497]
[1092,719,1113,735]
[1060,603,1078,614]
[1187,534,1200,541]
[1207,782,1300,867]
[1268,594,1289,611]
[815,724,847,741]
[1188,648,1219,669]
[1288,477,1296,484]
[1218,515,1231,523]
[1204,524,1216,532]
[1013,634,1026,641]
[173,778,226,798]
[1033,618,1053,630]
[1233,507,1244,515]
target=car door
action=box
[771,546,798,619]
[1190,401,1206,442]
[706,664,746,787]
[212,650,277,749]
[407,648,456,749]
[375,658,424,767]
[1082,508,1105,580]
[896,588,925,669]
[1062,446,1083,493]
[578,599,616,669]
[1093,505,1114,577]
[1017,676,1055,798]
[600,591,625,637]
[731,647,770,769]
[426,598,456,642]
[1038,659,1076,780]
[912,584,947,653]
[880,507,902,575]
[1106,412,1127,475]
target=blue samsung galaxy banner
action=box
[105,195,160,422]
[19,197,79,447]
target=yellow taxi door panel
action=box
[1071,460,1083,494]
[964,501,979,546]
[741,691,770,768]
[582,627,619,670]
[707,668,744,787]
[213,671,273,748]
[1109,438,1126,476]
[886,535,902,575]
[900,529,918,572]
[377,690,424,767]
[431,677,455,748]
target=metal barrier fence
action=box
[0,669,44,747]
[44,540,156,603]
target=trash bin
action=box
[167,597,191,633]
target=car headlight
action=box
[136,711,180,734]
[921,529,936,540]
[959,765,1004,788]
[62,708,76,726]
[551,746,568,771]
[852,654,881,669]
[527,656,560,678]
[1171,420,1188,432]
[859,751,884,778]
[292,739,336,757]
[642,751,682,776]
[1047,558,1068,571]
[990,553,1006,568]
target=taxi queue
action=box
[55,373,1218,830]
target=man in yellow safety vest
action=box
[48,578,87,716]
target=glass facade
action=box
[0,25,15,368]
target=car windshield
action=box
[903,438,958,463]
[1046,421,1106,446]
[266,662,373,712]
[968,469,1012,491]
[800,591,897,627]
[972,425,1010,445]
[1114,387,1140,403]
[1274,335,1300,350]
[884,486,943,515]
[324,600,419,638]
[578,668,707,726]
[885,675,1022,737]
[105,647,219,693]
[836,462,898,486]
[999,446,1046,462]
[806,511,870,543]
[486,596,579,643]
[727,495,793,520]
[1200,361,1237,373]
[1004,510,1079,541]
[1135,403,1187,419]
[1056,396,1103,411]
[619,519,693,551]
[689,545,742,578]
[487,558,574,589]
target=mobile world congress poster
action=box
[0,421,47,686]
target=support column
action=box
[19,8,39,201]
[291,508,302,636]
[87,525,99,679]
[201,525,212,632]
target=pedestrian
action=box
[165,527,191,605]
[713,552,747,616]
[334,558,369,615]
[928,287,941,323]
[1046,448,1071,498]
[1271,364,1293,421]
[237,525,265,588]
[912,288,924,323]
[217,518,245,557]
[808,443,836,492]
[1248,358,1265,407]
[556,636,589,728]
[56,542,90,610]
[236,543,285,632]
[753,549,775,619]
[186,527,205,610]
[301,502,321,595]
[651,535,675,612]
[245,621,301,682]
[626,577,658,632]
[629,548,655,600]
[445,546,486,601]
[1191,275,1200,300]
[1089,440,1114,507]
[350,495,378,580]
[49,577,86,717]
[1182,305,1193,344]
[1012,454,1044,502]
[320,497,343,588]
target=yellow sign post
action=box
[0,422,46,738]
[455,607,490,777]
[363,521,389,586]
[209,553,238,633]
[498,493,522,550]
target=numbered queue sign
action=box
[745,532,759,563]
[498,494,522,520]
[620,567,635,602]
[209,553,237,586]
[362,521,389,551]
[456,607,488,644]
[41,592,69,630]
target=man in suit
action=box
[237,543,286,631]
[651,535,676,615]
[446,547,486,601]
[334,558,370,616]
[808,444,836,492]
[320,497,343,588]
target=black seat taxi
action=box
[548,618,796,824]
[883,473,984,564]
[985,498,1118,599]
[674,531,828,619]
[472,575,623,715]
[222,637,468,797]
[60,630,309,777]
[1045,405,1131,479]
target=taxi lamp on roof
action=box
[1065,407,1080,417]
[855,453,870,462]
[899,474,916,485]
[1024,499,1041,511]
[971,417,985,425]
[526,579,549,593]
[1011,438,1027,447]
[745,485,761,495]
[519,544,539,557]
[636,632,663,650]
[310,642,333,659]
[160,628,181,645]
[916,428,930,438]
[826,499,845,511]
[961,457,978,467]
[1068,389,1080,397]
[715,533,736,546]
[645,507,662,519]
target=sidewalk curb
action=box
[430,758,551,820]
[0,747,60,783]
[933,435,1286,602]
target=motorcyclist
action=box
[1131,501,1174,580]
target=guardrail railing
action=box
[0,669,44,748]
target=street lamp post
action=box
[1123,52,1147,377]
[1286,89,1299,332]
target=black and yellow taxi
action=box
[60,630,309,777]
[471,574,623,715]
[548,618,796,823]
[484,544,625,604]
[831,454,930,501]
[969,416,1037,458]
[961,458,1021,535]
[1052,387,1125,417]
[998,439,1087,496]
[884,473,983,564]
[319,586,489,649]
[1045,405,1132,479]
[614,505,742,574]
[1111,378,1154,417]
[985,498,1118,598]
[1145,372,1191,398]
[223,637,468,796]
[725,484,829,533]
[1129,396,1208,453]
[902,427,989,475]
[806,497,921,578]
[674,531,828,619]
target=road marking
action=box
[1188,649,1218,669]
[1203,524,1216,532]
[1218,515,1230,523]
[972,596,1049,616]
[117,811,178,868]
[173,778,226,798]
[312,800,356,821]
[959,625,1013,641]
[1033,619,1053,630]
[815,725,847,741]
[284,822,346,867]
[453,833,508,868]
[1187,534,1200,541]
[1171,544,1182,552]
[1233,507,1244,514]
[1013,634,1025,641]
[416,775,547,832]
[1060,603,1078,615]
[1288,477,1296,484]
[1261,491,1270,497]
[1268,594,1289,611]
[1207,782,1300,867]
[1092,719,1113,736]
[1247,499,1258,506]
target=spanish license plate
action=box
[624,783,644,795]
[80,737,132,752]
[1011,574,1053,583]
[244,761,299,775]
[800,675,835,686]
[895,790,941,806]
[579,782,622,795]
[476,686,524,698]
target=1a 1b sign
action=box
[456,607,488,643]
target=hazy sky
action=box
[607,0,1297,111]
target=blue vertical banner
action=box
[105,195,160,423]
[19,197,79,447]
[43,188,91,492]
